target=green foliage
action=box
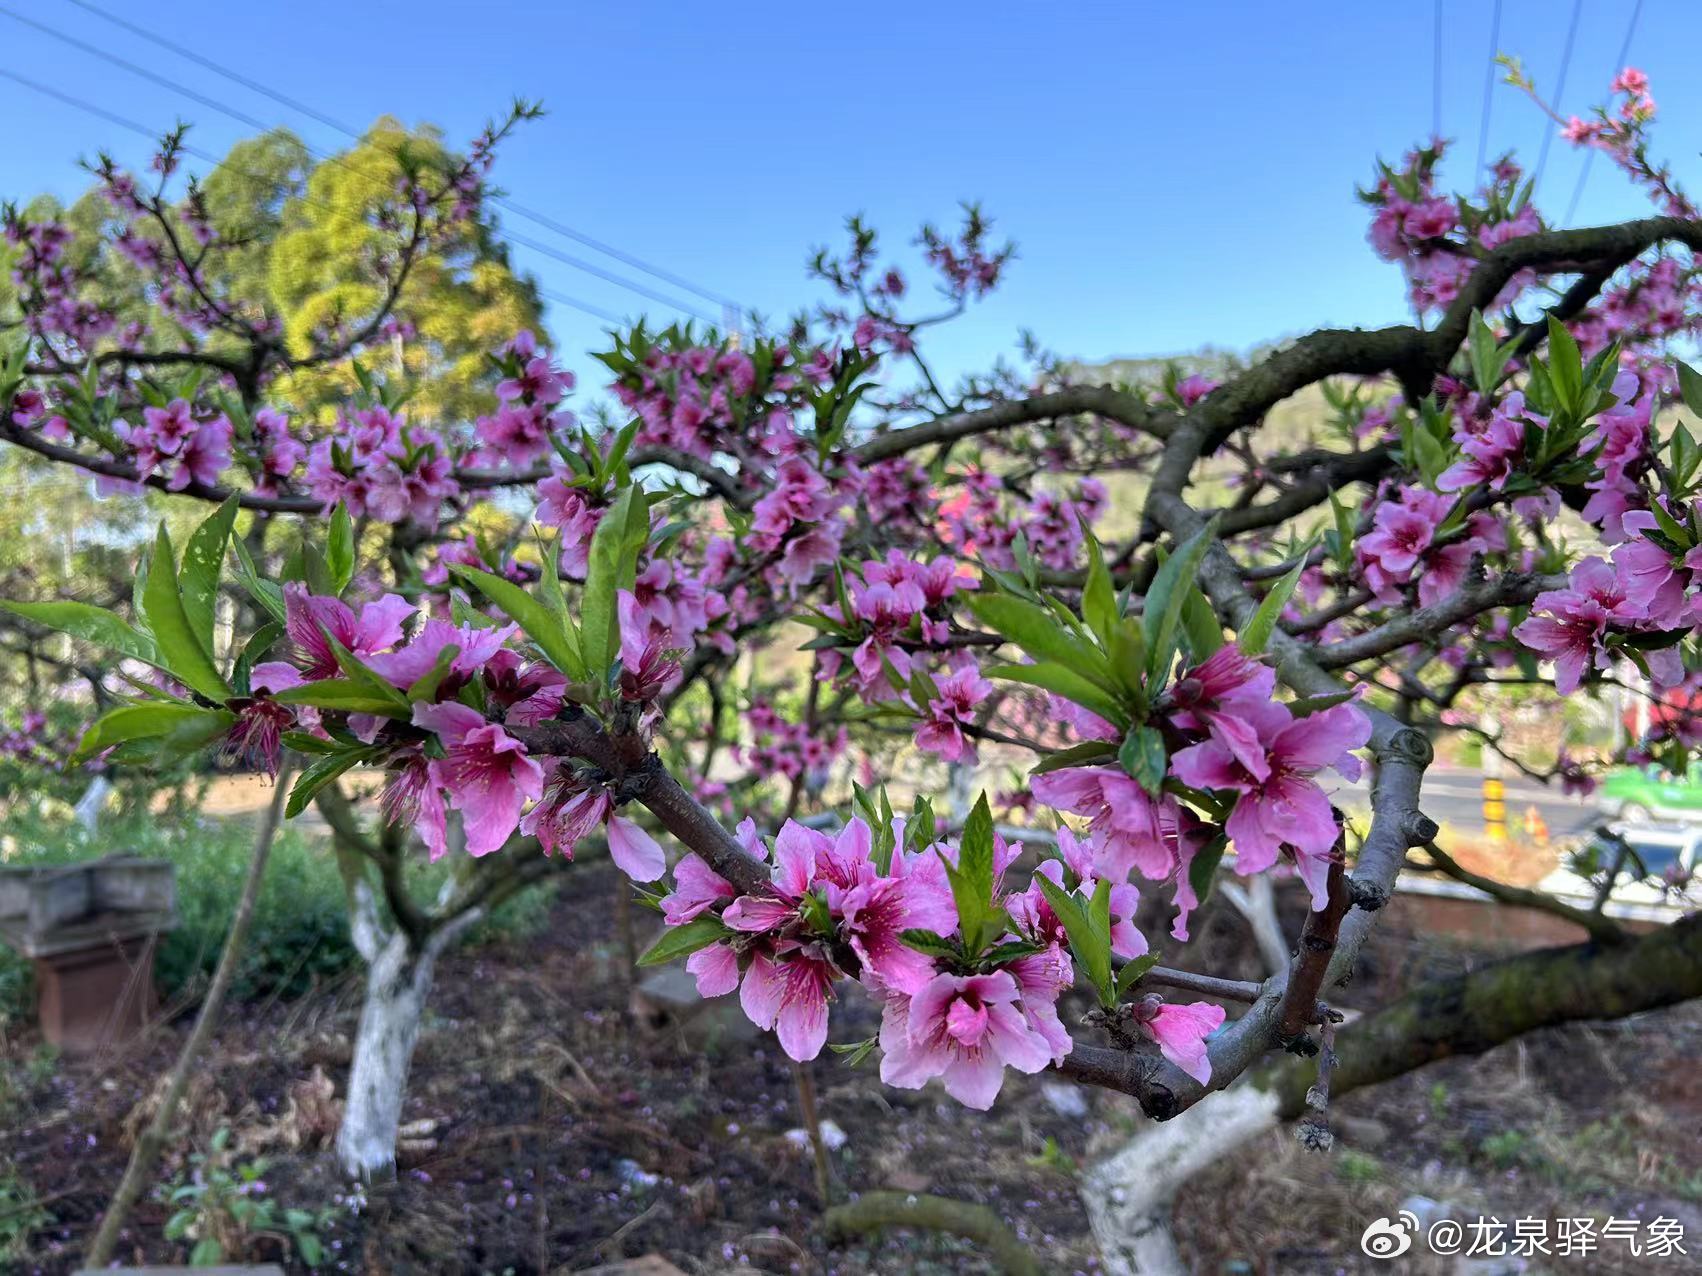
[161,1126,345,1268]
[0,1165,51,1263]
[0,800,559,1025]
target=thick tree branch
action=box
[1312,571,1566,669]
[851,385,1172,464]
[1415,841,1628,947]
[1263,910,1702,1118]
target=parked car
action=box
[1537,824,1700,923]
[1594,764,1702,824]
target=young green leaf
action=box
[1181,585,1225,662]
[231,536,287,624]
[1546,314,1584,415]
[966,594,1117,692]
[0,600,160,667]
[637,914,730,966]
[181,496,239,654]
[449,565,586,681]
[580,485,649,680]
[287,745,382,818]
[1034,873,1112,1004]
[1118,725,1168,798]
[1238,550,1311,655]
[1081,531,1118,645]
[142,525,230,702]
[73,702,229,763]
[984,662,1128,729]
[326,503,356,595]
[1031,739,1120,775]
[1187,832,1230,908]
[1143,518,1219,687]
[1114,952,1162,1000]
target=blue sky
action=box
[1,1,1696,395]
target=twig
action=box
[83,758,296,1267]
[793,1060,833,1205]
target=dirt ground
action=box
[2,860,1698,1275]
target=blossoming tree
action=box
[6,69,1702,1271]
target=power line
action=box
[1475,0,1503,175]
[0,67,628,330]
[0,4,718,325]
[1565,0,1644,224]
[58,0,745,315]
[1531,0,1585,195]
[537,288,624,327]
[502,227,717,324]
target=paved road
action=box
[1324,766,1604,842]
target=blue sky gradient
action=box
[1,1,1695,392]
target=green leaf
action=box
[287,746,382,819]
[898,929,962,960]
[0,600,159,667]
[985,662,1128,729]
[1114,953,1161,1000]
[1546,314,1583,414]
[1649,501,1695,552]
[1466,309,1512,393]
[1238,549,1311,655]
[946,794,997,953]
[1327,488,1355,572]
[449,565,585,681]
[1035,873,1111,1003]
[405,644,460,701]
[1031,740,1119,775]
[181,496,239,655]
[190,1239,224,1267]
[295,1232,326,1268]
[1107,616,1148,694]
[1187,832,1230,907]
[326,504,355,595]
[581,486,649,680]
[637,914,730,966]
[1677,361,1702,420]
[73,703,229,762]
[272,678,409,716]
[142,525,230,702]
[1181,585,1225,661]
[966,594,1117,692]
[1081,532,1118,645]
[1142,518,1219,687]
[231,535,286,624]
[1118,725,1168,798]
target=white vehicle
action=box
[1537,824,1701,924]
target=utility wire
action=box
[1531,0,1584,195]
[1475,0,1503,175]
[0,66,627,330]
[1565,0,1644,224]
[0,3,716,324]
[58,0,745,315]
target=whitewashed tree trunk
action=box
[335,881,479,1179]
[1220,874,1290,977]
[1083,1085,1280,1276]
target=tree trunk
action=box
[1080,912,1702,1271]
[335,881,478,1180]
[1083,1086,1280,1276]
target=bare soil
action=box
[2,862,1698,1274]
